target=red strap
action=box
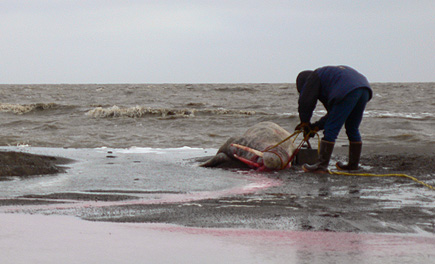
[233,154,261,168]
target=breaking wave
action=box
[0,103,61,114]
[86,105,257,118]
[364,111,434,120]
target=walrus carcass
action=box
[200,122,297,171]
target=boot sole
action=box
[335,163,359,171]
[302,166,329,174]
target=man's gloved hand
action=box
[299,122,320,138]
[295,122,314,138]
[294,122,309,131]
[295,122,321,138]
[310,121,321,132]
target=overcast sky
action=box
[1,0,434,83]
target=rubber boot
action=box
[336,141,362,171]
[302,140,335,173]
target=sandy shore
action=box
[1,213,434,264]
[1,144,434,234]
[86,144,435,234]
[0,145,434,263]
[0,150,71,178]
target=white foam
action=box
[116,146,207,154]
[86,105,256,118]
[279,110,433,120]
[0,103,58,114]
[364,110,433,120]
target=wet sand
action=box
[0,145,434,263]
[84,145,435,234]
[0,150,71,179]
[1,213,434,264]
[1,144,434,234]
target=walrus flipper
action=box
[199,153,234,168]
[199,153,249,169]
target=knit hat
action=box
[296,70,313,93]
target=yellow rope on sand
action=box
[271,128,434,190]
[328,170,435,191]
[303,130,435,191]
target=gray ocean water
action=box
[0,83,434,148]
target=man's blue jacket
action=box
[298,65,372,128]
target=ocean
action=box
[1,82,434,149]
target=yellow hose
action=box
[273,128,434,190]
[328,170,435,191]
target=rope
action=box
[253,129,307,170]
[264,128,316,152]
[264,130,302,151]
[294,129,435,191]
[264,127,434,190]
[328,170,435,191]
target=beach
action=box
[0,83,434,263]
[0,144,434,263]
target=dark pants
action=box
[323,88,370,142]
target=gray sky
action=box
[1,0,434,83]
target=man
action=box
[295,65,372,173]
